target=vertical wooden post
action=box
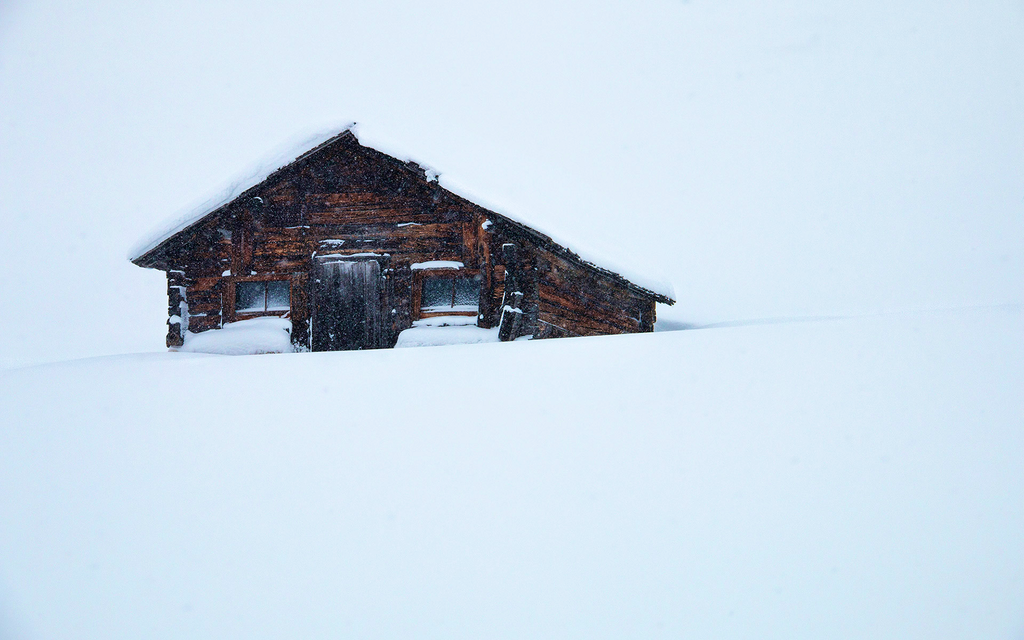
[166,270,188,348]
[497,243,521,341]
[289,272,310,350]
[640,300,656,332]
[498,291,524,342]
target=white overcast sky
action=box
[0,0,1021,366]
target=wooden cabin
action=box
[130,129,675,352]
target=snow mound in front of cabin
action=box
[179,317,294,355]
[394,315,499,348]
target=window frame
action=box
[229,276,293,320]
[412,268,482,320]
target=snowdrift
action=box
[395,315,500,348]
[0,307,1021,640]
[179,316,294,355]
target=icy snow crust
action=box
[128,126,675,302]
[179,316,293,355]
[0,308,1021,639]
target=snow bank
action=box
[394,315,499,348]
[0,308,1021,639]
[178,316,293,355]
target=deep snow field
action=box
[1,306,1021,640]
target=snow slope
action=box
[1,306,1021,640]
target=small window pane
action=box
[453,275,480,307]
[236,282,265,312]
[421,277,452,310]
[266,280,290,310]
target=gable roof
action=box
[129,127,675,304]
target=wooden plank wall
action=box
[184,277,224,333]
[534,248,654,338]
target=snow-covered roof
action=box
[129,125,676,303]
[128,125,354,262]
[444,189,677,303]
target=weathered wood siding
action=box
[478,218,657,340]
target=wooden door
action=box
[312,258,388,351]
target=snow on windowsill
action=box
[411,260,464,271]
[315,252,389,260]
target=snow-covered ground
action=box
[1,306,1021,640]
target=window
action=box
[236,280,290,313]
[420,274,481,314]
